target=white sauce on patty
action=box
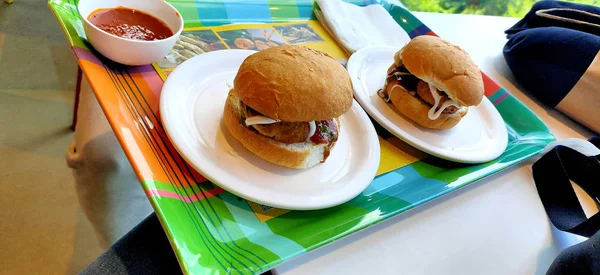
[427,83,461,120]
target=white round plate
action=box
[160,50,380,210]
[347,46,507,163]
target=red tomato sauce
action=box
[88,7,173,41]
[310,120,339,144]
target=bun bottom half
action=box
[224,90,338,169]
[387,83,467,130]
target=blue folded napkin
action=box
[503,1,600,133]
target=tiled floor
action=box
[0,1,103,274]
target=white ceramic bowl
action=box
[78,0,184,66]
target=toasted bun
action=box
[396,35,484,107]
[233,45,353,122]
[387,82,467,130]
[224,90,338,169]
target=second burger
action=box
[378,35,484,130]
[224,45,353,169]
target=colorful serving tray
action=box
[49,0,555,274]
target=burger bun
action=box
[233,45,353,122]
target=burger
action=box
[377,35,484,130]
[223,45,353,169]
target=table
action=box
[273,12,595,275]
[63,6,595,273]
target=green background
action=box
[400,0,598,17]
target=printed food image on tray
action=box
[156,30,226,68]
[274,24,324,44]
[217,28,285,51]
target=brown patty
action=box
[252,122,309,144]
[242,104,309,144]
[415,80,459,114]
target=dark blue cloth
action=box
[80,214,183,275]
[532,137,600,274]
[546,230,600,275]
[532,137,600,238]
[503,1,600,107]
[80,213,275,275]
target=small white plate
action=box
[347,46,507,163]
[160,50,380,210]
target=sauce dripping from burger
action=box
[310,120,339,162]
[377,66,418,102]
[310,120,338,144]
[378,66,462,120]
[427,84,461,120]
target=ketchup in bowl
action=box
[88,7,173,41]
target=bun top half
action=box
[395,35,484,107]
[233,45,353,122]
